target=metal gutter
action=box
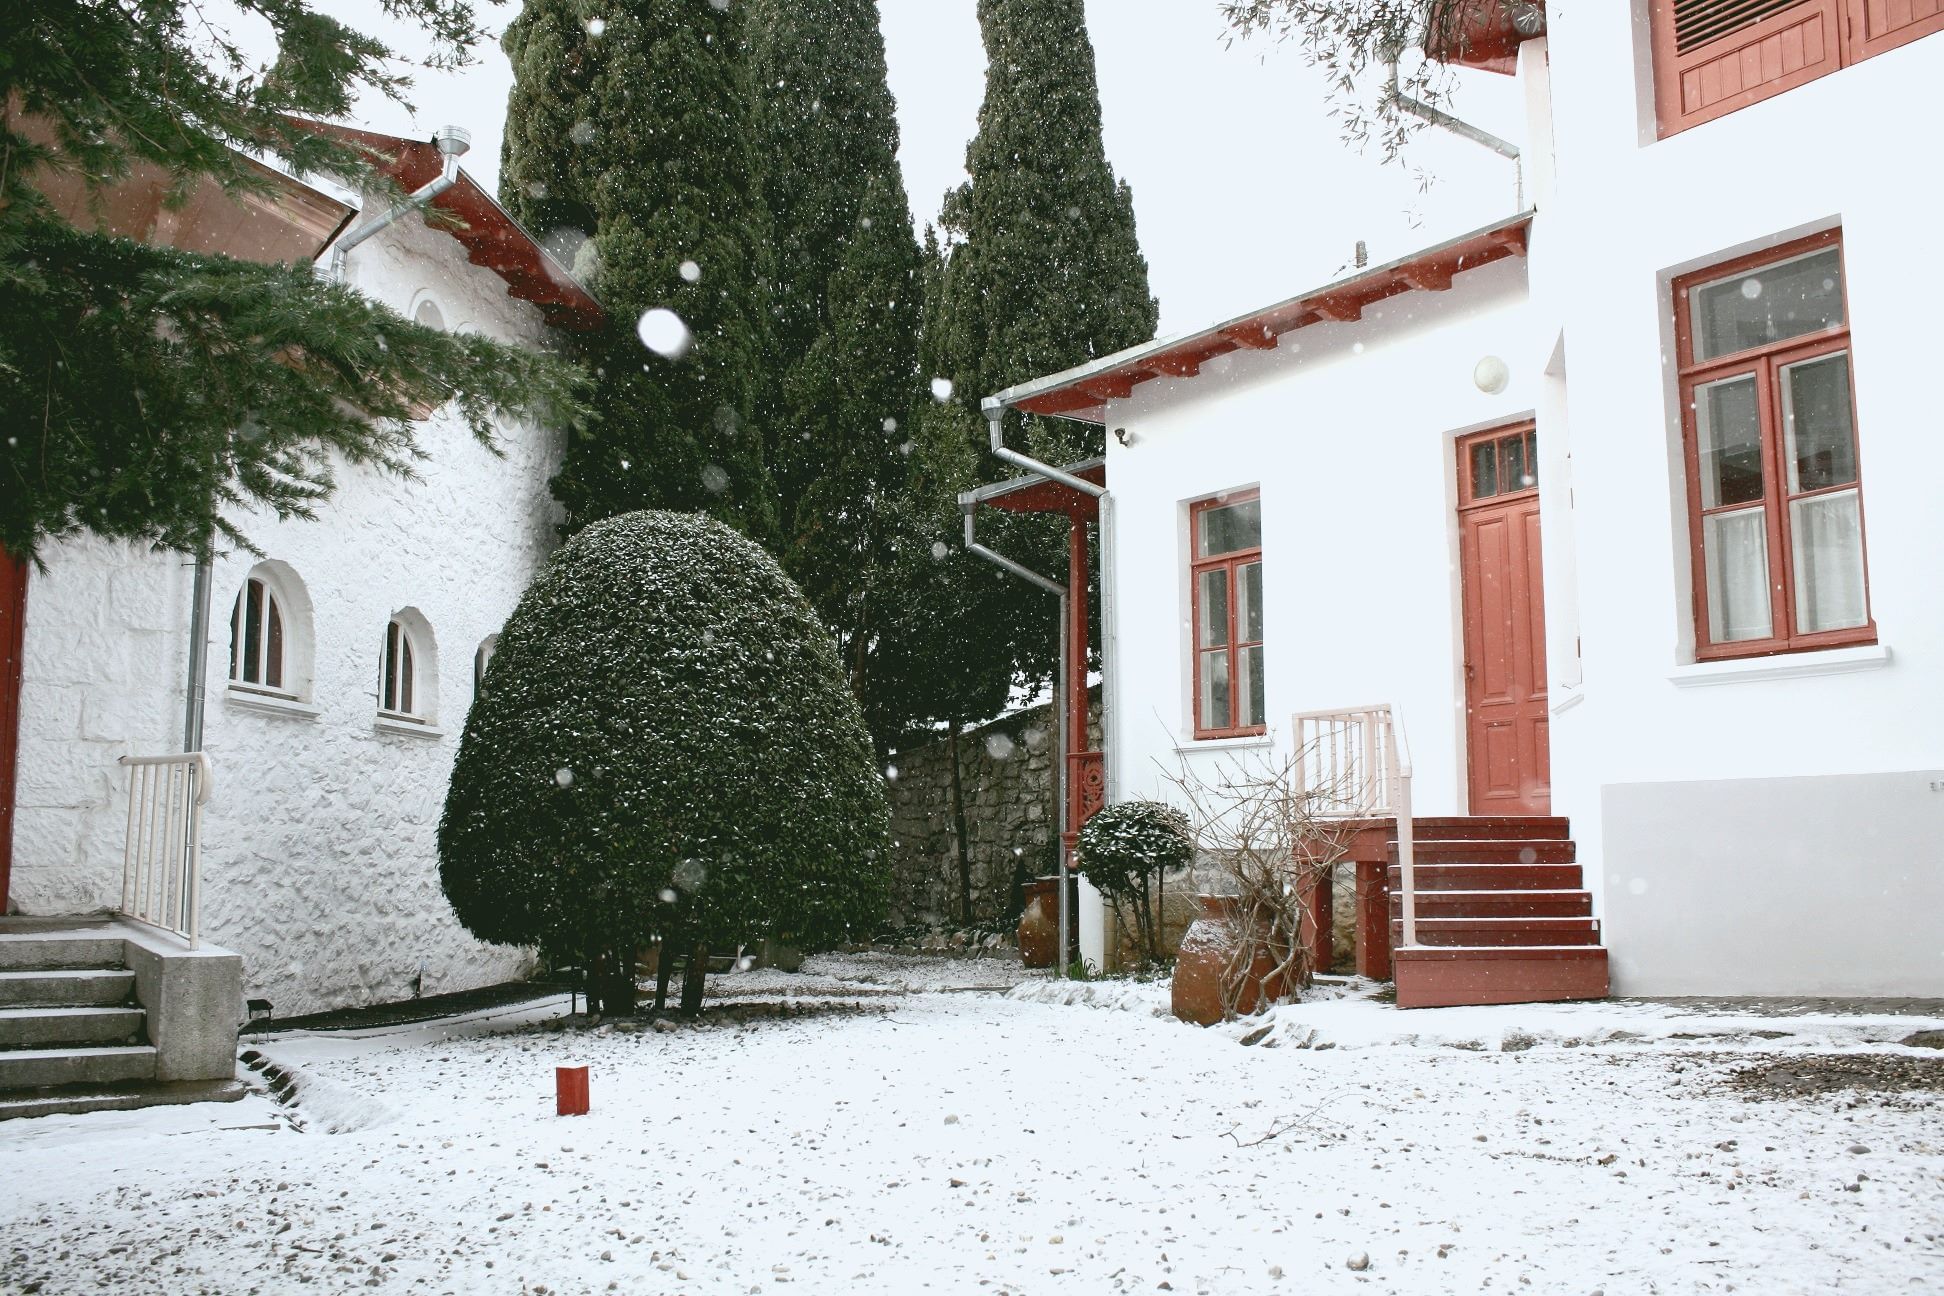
[324,125,471,282]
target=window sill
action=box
[1669,643,1891,688]
[224,689,319,721]
[1173,733,1273,754]
[374,714,445,740]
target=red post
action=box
[555,1065,589,1116]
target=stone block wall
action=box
[883,694,1100,930]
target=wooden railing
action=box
[119,753,213,948]
[1292,706,1418,948]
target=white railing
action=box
[119,753,213,948]
[1292,705,1418,948]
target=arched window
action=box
[229,575,287,694]
[473,635,498,697]
[380,618,421,720]
[377,608,439,727]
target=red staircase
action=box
[1348,817,1609,1009]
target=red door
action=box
[1,548,26,911]
[1457,424,1550,815]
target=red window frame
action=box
[1673,229,1875,661]
[1651,1,1944,138]
[1189,489,1265,740]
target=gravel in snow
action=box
[2,969,1941,1294]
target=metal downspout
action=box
[961,502,1073,977]
[1385,62,1522,208]
[182,556,212,752]
[324,126,472,282]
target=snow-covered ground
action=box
[3,958,1942,1295]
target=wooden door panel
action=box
[1459,429,1550,816]
[1849,0,1944,57]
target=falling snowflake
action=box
[569,120,597,146]
[930,377,954,402]
[701,464,730,494]
[984,733,1016,761]
[637,308,693,359]
[555,768,574,788]
[930,541,950,560]
[584,16,605,36]
[1740,278,1763,301]
[679,260,702,284]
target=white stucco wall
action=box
[1528,15,1944,992]
[11,197,568,1014]
[1098,254,1543,827]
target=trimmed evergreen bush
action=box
[1076,799,1194,966]
[438,510,890,1013]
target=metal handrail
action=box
[1292,704,1418,948]
[119,753,213,948]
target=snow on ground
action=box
[3,958,1942,1295]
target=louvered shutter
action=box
[1653,0,1845,134]
[1845,0,1944,59]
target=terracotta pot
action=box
[1018,878,1060,969]
[1171,895,1289,1026]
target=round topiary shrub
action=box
[438,510,890,1013]
[1075,799,1195,966]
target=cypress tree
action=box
[742,0,924,716]
[501,0,775,542]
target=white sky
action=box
[321,0,1527,335]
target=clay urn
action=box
[1171,894,1288,1026]
[1017,877,1060,969]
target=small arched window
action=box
[473,635,498,697]
[380,618,423,721]
[229,575,288,694]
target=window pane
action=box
[265,595,284,690]
[228,593,243,683]
[1237,561,1263,643]
[401,635,415,715]
[1238,644,1266,728]
[1782,352,1856,493]
[1470,440,1498,499]
[1791,489,1868,634]
[1197,497,1261,556]
[1198,649,1231,731]
[1695,375,1764,508]
[1691,247,1843,362]
[383,623,399,712]
[1500,434,1529,492]
[1197,569,1229,648]
[1704,507,1772,643]
[243,580,264,685]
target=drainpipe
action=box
[1385,61,1522,209]
[324,125,472,282]
[182,555,213,752]
[961,500,1072,978]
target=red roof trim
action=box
[1002,214,1533,425]
[1426,1,1546,75]
[980,460,1106,520]
[295,121,605,333]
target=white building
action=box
[977,2,1944,1002]
[1,125,602,1017]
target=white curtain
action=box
[1705,508,1771,643]
[1792,490,1868,633]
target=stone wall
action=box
[883,694,1100,930]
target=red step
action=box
[1387,862,1584,891]
[1394,945,1610,1009]
[1407,817,1570,842]
[1398,916,1601,947]
[1388,839,1577,866]
[1389,889,1593,919]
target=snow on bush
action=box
[438,510,890,974]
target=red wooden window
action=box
[1460,424,1539,507]
[1190,490,1264,739]
[1652,0,1944,136]
[228,577,287,695]
[1674,230,1874,660]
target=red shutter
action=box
[1846,0,1944,58]
[1653,0,1845,134]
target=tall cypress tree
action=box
[742,0,923,717]
[501,0,774,542]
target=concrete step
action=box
[1387,862,1585,891]
[1394,916,1603,947]
[0,968,137,1007]
[1388,839,1577,866]
[1390,889,1594,919]
[0,935,127,971]
[0,1006,146,1049]
[0,1044,157,1089]
[0,1078,247,1123]
[1393,945,1610,1009]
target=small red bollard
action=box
[555,1065,589,1117]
